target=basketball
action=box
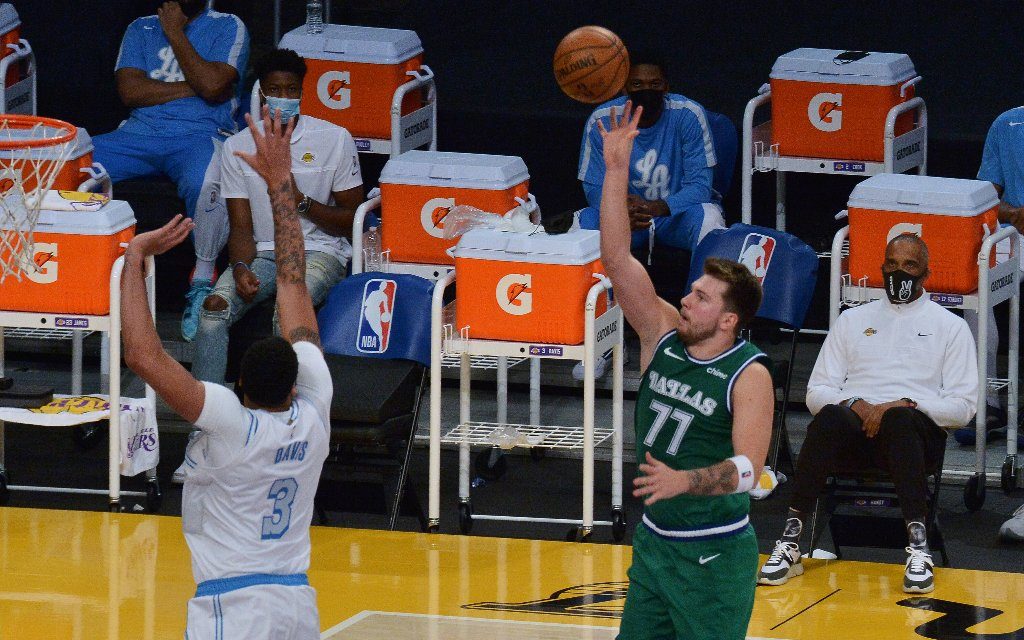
[553,26,630,104]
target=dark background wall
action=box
[14,0,1024,246]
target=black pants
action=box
[790,404,947,521]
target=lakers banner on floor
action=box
[0,394,159,476]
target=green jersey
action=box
[635,331,769,532]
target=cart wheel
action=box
[475,447,507,481]
[72,422,105,451]
[458,502,473,535]
[530,447,546,461]
[611,510,626,542]
[566,526,592,543]
[108,501,123,513]
[146,480,163,513]
[964,474,986,512]
[0,470,9,504]
[1001,456,1020,494]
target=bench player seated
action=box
[120,107,331,639]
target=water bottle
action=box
[305,0,323,35]
[364,226,381,272]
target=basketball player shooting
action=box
[120,105,332,640]
[598,101,774,640]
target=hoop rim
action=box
[0,114,78,150]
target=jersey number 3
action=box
[643,400,694,456]
[261,477,298,540]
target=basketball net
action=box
[0,115,77,284]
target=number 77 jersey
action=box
[635,332,770,531]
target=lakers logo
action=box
[31,395,110,415]
[301,152,315,164]
[419,197,455,239]
[495,273,532,316]
[464,582,628,619]
[808,92,843,132]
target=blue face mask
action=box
[264,95,301,122]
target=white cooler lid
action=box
[31,199,136,235]
[381,150,529,190]
[771,48,916,86]
[280,24,422,65]
[0,124,93,161]
[0,4,19,37]
[848,174,999,216]
[454,228,600,265]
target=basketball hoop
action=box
[0,114,77,283]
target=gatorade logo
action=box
[420,197,455,239]
[20,242,58,284]
[808,92,843,132]
[886,223,922,243]
[496,273,532,316]
[317,70,351,110]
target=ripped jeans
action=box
[191,250,344,385]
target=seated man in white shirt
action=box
[757,234,977,595]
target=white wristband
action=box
[729,455,756,494]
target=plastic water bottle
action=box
[364,226,381,272]
[305,0,323,34]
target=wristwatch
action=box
[232,261,251,273]
[843,396,863,409]
[297,194,312,214]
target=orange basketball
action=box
[553,26,630,104]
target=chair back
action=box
[688,223,818,329]
[317,273,434,367]
[707,111,738,198]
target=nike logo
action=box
[143,25,155,29]
[664,347,688,362]
[917,332,932,337]
[1010,122,1024,126]
[698,554,721,565]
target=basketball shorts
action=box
[186,574,319,640]
[617,522,758,640]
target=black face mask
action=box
[175,0,206,18]
[627,89,665,123]
[883,268,923,304]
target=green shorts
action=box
[617,521,758,640]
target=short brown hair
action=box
[703,257,763,333]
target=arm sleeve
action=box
[914,319,979,428]
[804,313,851,414]
[207,14,250,69]
[194,382,249,460]
[220,138,249,199]
[662,112,715,212]
[331,130,363,192]
[663,167,714,215]
[977,117,1004,188]
[115,20,147,72]
[578,111,607,209]
[293,341,333,429]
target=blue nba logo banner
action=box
[738,233,776,285]
[357,278,398,354]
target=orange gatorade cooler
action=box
[1,200,135,314]
[453,229,606,344]
[0,4,21,87]
[379,150,533,265]
[279,24,424,142]
[0,126,104,193]
[847,174,998,293]
[770,48,918,161]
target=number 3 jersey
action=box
[182,342,331,584]
[636,332,769,531]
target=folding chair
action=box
[807,433,950,566]
[315,272,434,530]
[688,223,818,473]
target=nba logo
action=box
[738,233,775,284]
[357,278,397,354]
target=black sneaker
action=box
[758,540,803,586]
[903,547,935,593]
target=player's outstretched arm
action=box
[235,106,321,348]
[633,362,773,503]
[121,216,206,423]
[597,101,677,349]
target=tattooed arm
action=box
[234,107,321,348]
[634,362,774,502]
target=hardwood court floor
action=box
[1,506,1022,640]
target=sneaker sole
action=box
[903,582,934,594]
[758,561,803,586]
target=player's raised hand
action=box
[126,214,194,259]
[235,105,294,189]
[598,100,642,172]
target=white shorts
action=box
[186,575,319,640]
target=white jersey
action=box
[182,341,331,584]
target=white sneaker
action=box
[999,503,1024,542]
[172,460,187,484]
[903,547,935,593]
[572,350,627,381]
[758,540,803,585]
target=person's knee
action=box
[199,294,230,321]
[879,406,919,433]
[808,404,850,435]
